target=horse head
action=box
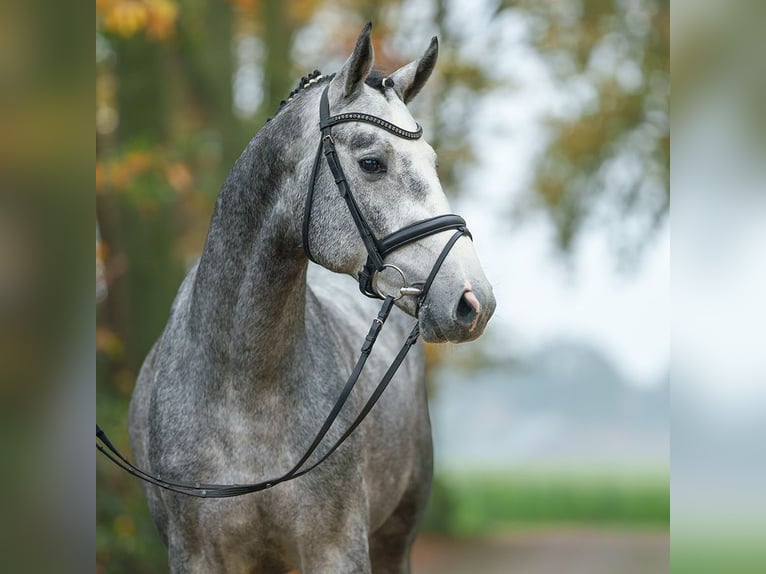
[304,24,495,343]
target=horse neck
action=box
[190,111,313,373]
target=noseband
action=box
[97,80,474,498]
[303,84,471,304]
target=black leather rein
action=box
[96,81,472,498]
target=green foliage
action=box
[423,469,669,536]
[504,0,669,263]
[95,2,670,570]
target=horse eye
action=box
[358,157,386,174]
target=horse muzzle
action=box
[418,283,496,343]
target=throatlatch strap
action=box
[302,140,325,263]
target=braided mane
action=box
[281,69,328,109]
[268,69,390,121]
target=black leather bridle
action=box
[304,84,471,301]
[96,80,472,498]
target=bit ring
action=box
[373,264,408,300]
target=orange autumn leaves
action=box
[96,151,194,196]
[95,0,316,39]
[96,0,179,40]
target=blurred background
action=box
[95,1,669,572]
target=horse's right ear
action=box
[329,22,374,103]
[389,36,438,104]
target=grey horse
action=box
[129,24,495,574]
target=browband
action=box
[321,113,423,140]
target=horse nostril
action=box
[455,290,481,328]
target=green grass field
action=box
[422,469,669,536]
[98,438,669,573]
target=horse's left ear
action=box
[389,36,439,104]
[329,22,375,103]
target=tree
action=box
[501,0,669,262]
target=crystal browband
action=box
[322,112,423,140]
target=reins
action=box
[97,80,472,498]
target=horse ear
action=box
[330,22,374,102]
[389,36,439,104]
